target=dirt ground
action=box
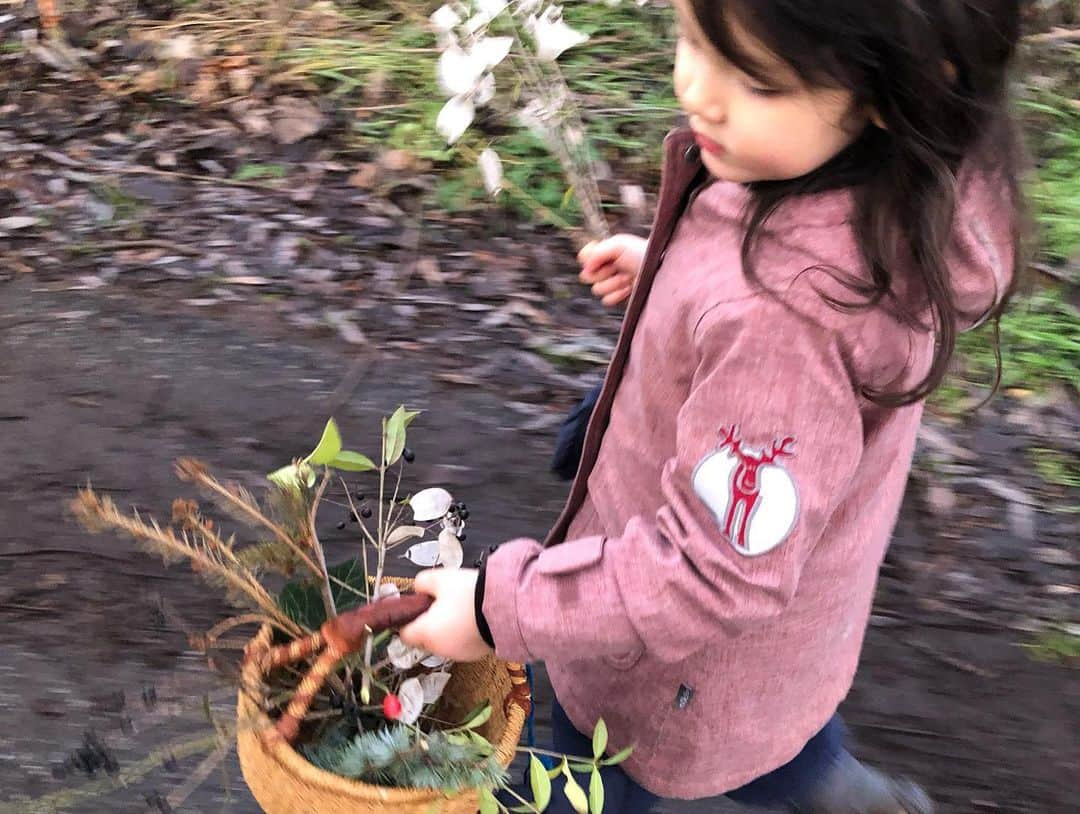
[0,273,1075,813]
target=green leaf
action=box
[547,758,565,780]
[569,763,593,774]
[307,418,342,465]
[529,754,552,812]
[589,769,604,814]
[278,558,367,629]
[592,719,608,759]
[267,463,302,490]
[383,405,421,466]
[599,745,633,767]
[560,763,589,814]
[267,462,315,492]
[468,730,495,757]
[460,700,493,730]
[330,450,377,472]
[478,788,499,814]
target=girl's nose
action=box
[682,72,727,125]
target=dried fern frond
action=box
[174,458,323,579]
[72,488,304,638]
[235,539,306,576]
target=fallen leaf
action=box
[272,96,326,145]
[0,216,38,230]
[348,164,379,189]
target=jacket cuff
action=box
[474,557,495,648]
[480,538,541,663]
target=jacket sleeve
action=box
[481,300,865,664]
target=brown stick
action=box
[247,593,434,743]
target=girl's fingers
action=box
[601,286,633,307]
[591,273,631,297]
[580,242,625,275]
[579,262,616,284]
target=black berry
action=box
[402,447,415,463]
[360,506,373,519]
[459,532,468,542]
[459,508,470,520]
[337,520,347,530]
[354,492,366,502]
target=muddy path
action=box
[0,276,1075,813]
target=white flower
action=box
[437,527,464,569]
[419,671,453,703]
[464,10,492,34]
[421,653,449,668]
[476,0,508,18]
[529,6,589,61]
[409,487,454,522]
[478,147,504,196]
[474,72,496,106]
[397,677,425,724]
[386,524,426,547]
[429,4,460,33]
[513,0,542,16]
[401,539,442,566]
[437,43,487,97]
[472,36,513,70]
[388,636,427,669]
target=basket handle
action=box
[247,593,434,744]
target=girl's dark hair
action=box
[688,0,1027,406]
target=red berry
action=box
[382,693,402,720]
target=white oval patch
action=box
[692,447,798,557]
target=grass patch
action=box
[1023,628,1080,665]
[932,287,1080,409]
[90,182,142,223]
[1030,447,1080,489]
[232,162,289,181]
[1019,89,1080,261]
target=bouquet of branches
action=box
[72,408,629,813]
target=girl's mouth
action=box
[694,132,726,156]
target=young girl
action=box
[402,0,1025,810]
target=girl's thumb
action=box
[412,568,440,597]
[576,240,599,265]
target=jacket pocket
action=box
[536,535,606,575]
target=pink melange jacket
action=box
[482,128,1013,798]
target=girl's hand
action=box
[577,234,648,307]
[398,568,493,662]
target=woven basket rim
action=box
[238,577,528,804]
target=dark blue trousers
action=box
[513,697,846,813]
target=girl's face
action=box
[672,0,868,183]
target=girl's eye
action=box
[747,84,784,98]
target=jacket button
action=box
[684,144,700,162]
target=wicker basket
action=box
[237,579,530,813]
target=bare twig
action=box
[309,468,338,621]
[1025,27,1080,44]
[903,637,999,679]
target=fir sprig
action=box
[304,724,507,791]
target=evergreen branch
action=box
[72,489,303,638]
